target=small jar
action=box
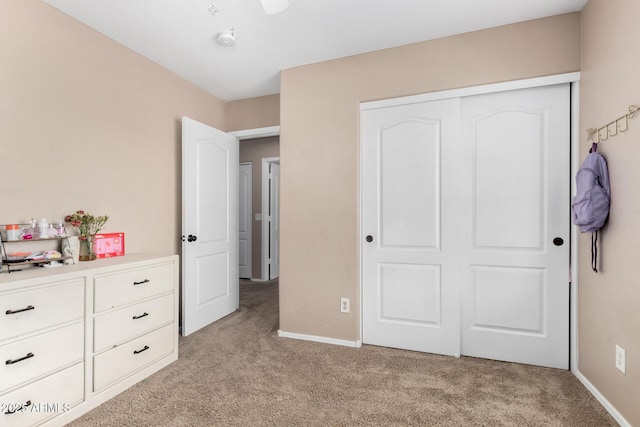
[6,224,21,241]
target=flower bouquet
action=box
[65,210,109,261]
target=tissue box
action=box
[94,233,125,258]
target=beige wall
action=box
[4,1,635,421]
[279,13,581,342]
[239,137,280,279]
[579,0,640,424]
[0,0,226,256]
[226,94,280,132]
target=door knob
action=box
[366,235,373,243]
[187,235,198,242]
[553,237,564,246]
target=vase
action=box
[61,236,80,264]
[79,235,96,261]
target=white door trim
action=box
[570,81,580,375]
[262,157,280,281]
[230,126,280,140]
[361,72,580,111]
[269,163,281,279]
[359,72,581,369]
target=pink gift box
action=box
[94,232,125,258]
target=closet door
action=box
[459,84,570,369]
[361,98,463,356]
[361,84,570,369]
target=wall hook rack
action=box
[587,104,640,143]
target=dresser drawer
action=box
[94,262,175,313]
[0,362,83,427]
[93,324,174,392]
[0,279,84,342]
[0,322,84,394]
[94,293,174,352]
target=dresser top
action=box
[0,254,178,288]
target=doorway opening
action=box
[236,129,280,282]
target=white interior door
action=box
[239,163,252,279]
[269,163,280,279]
[182,116,239,336]
[361,84,570,369]
[459,85,570,369]
[362,98,463,356]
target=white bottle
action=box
[39,218,48,238]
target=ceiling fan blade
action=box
[260,0,289,14]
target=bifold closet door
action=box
[361,98,463,356]
[459,85,570,369]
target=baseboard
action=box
[573,369,630,426]
[277,330,362,348]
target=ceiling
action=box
[42,0,588,101]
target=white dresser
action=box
[0,254,179,427]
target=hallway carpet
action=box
[69,280,616,426]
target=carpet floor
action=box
[69,280,616,426]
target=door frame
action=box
[229,126,281,282]
[359,72,580,369]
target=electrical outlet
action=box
[340,297,350,314]
[615,345,626,374]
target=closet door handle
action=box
[6,352,34,365]
[553,237,564,246]
[6,305,35,315]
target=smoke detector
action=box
[217,27,236,47]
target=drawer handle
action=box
[132,312,149,320]
[5,305,35,315]
[133,279,150,286]
[133,345,150,355]
[6,352,34,365]
[4,400,31,415]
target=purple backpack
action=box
[571,143,611,271]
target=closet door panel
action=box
[362,98,462,356]
[474,110,543,249]
[461,84,570,369]
[379,119,440,249]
